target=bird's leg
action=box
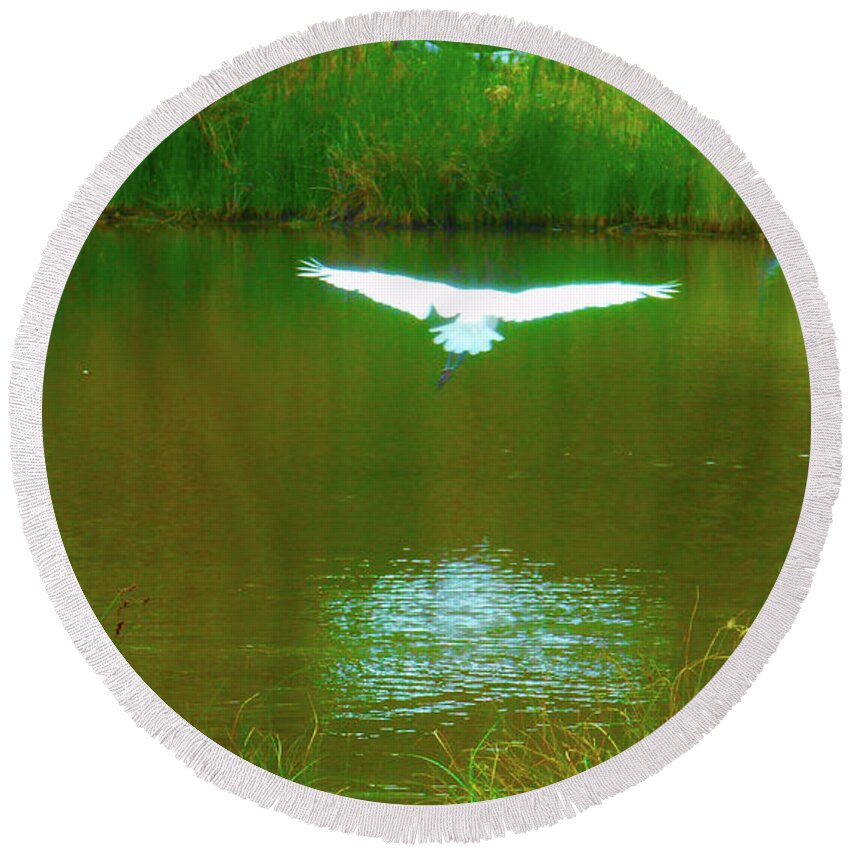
[437,353,457,389]
[437,363,454,389]
[436,352,466,389]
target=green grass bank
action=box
[106,42,757,233]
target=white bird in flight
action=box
[298,258,679,388]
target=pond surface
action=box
[44,227,809,801]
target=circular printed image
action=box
[44,41,809,803]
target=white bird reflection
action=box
[312,542,671,724]
[297,259,679,387]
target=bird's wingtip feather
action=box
[296,257,326,278]
[648,280,682,298]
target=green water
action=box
[44,227,809,800]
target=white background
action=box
[1,2,848,847]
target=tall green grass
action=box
[229,605,750,804]
[230,693,323,788]
[409,611,750,803]
[107,42,756,232]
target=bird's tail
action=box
[430,318,504,355]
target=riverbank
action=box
[95,211,767,239]
[105,42,757,234]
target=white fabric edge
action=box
[8,9,841,843]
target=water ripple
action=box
[310,542,671,723]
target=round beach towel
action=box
[10,11,840,842]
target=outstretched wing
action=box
[297,258,466,320]
[298,259,679,322]
[491,281,680,323]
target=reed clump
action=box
[230,693,322,787]
[106,42,756,233]
[409,612,750,802]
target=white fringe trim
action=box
[8,9,841,843]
